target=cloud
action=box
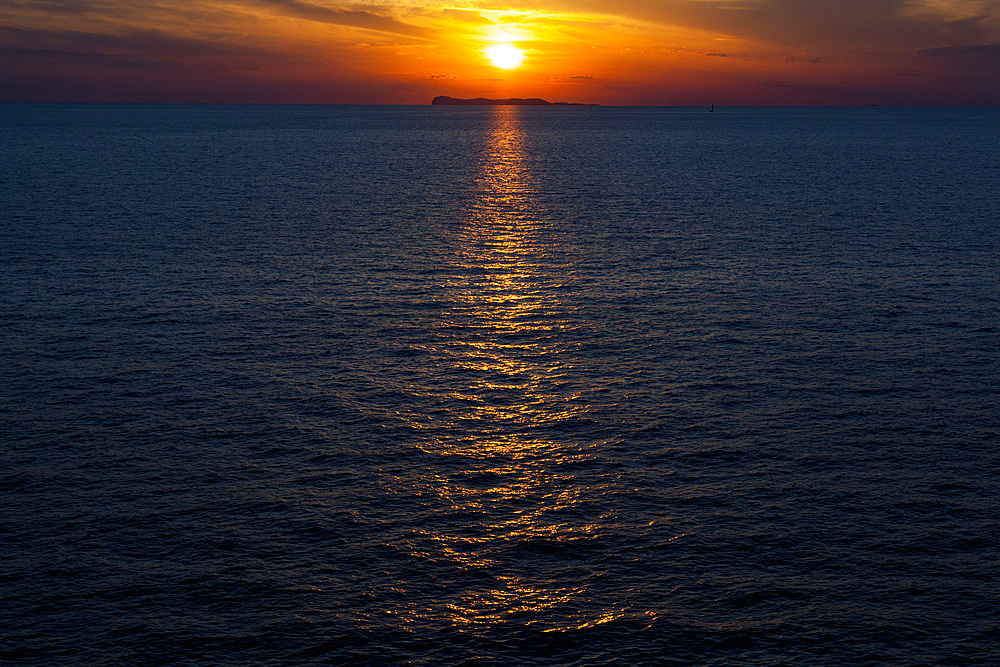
[942,13,998,42]
[439,8,494,24]
[0,25,267,58]
[255,0,431,38]
[917,41,1000,56]
[784,54,823,63]
[549,74,603,84]
[2,0,103,14]
[564,0,1000,51]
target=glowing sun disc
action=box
[486,44,525,69]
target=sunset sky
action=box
[3,0,999,104]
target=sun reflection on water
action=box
[386,107,613,632]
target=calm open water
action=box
[1,104,998,664]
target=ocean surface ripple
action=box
[1,104,998,664]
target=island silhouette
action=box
[432,96,598,106]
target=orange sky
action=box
[2,0,999,104]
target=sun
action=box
[486,44,525,69]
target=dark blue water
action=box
[2,104,998,664]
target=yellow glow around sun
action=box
[486,44,525,69]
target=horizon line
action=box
[3,101,999,108]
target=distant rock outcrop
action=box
[431,96,598,106]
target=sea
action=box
[1,104,998,665]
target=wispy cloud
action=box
[917,41,1000,56]
[255,0,431,37]
[0,25,269,58]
